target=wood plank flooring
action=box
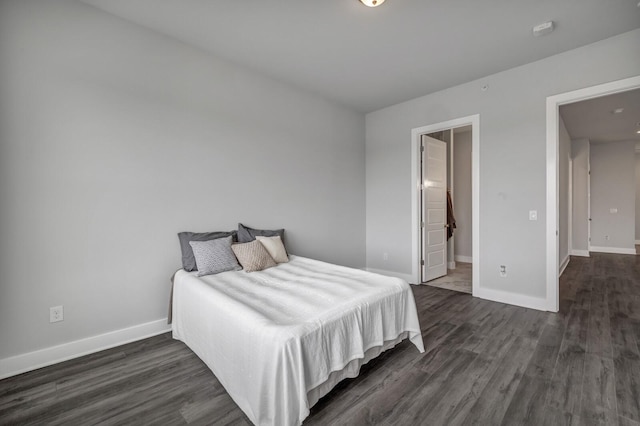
[1,252,639,425]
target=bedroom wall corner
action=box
[0,0,366,373]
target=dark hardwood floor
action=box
[1,253,639,425]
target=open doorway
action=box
[411,115,479,296]
[561,88,640,259]
[546,75,640,312]
[420,127,473,293]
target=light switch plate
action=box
[529,210,537,221]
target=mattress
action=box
[171,255,424,426]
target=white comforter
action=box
[171,255,424,426]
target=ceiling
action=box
[560,88,640,145]
[80,0,640,113]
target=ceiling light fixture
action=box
[612,108,624,114]
[359,0,385,7]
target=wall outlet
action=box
[605,235,610,241]
[529,210,537,221]
[50,306,63,323]
[383,252,389,261]
[499,265,507,277]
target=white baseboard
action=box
[366,267,414,283]
[475,287,548,312]
[0,318,171,380]
[559,254,570,276]
[570,249,590,257]
[454,255,473,263]
[589,246,636,255]
[447,261,456,270]
[636,240,640,245]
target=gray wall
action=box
[365,29,640,299]
[0,1,365,359]
[453,130,472,260]
[558,117,571,266]
[571,139,590,253]
[636,153,640,242]
[590,141,636,250]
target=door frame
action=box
[411,114,480,295]
[545,75,640,312]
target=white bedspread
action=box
[172,255,424,426]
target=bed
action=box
[171,255,424,426]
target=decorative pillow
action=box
[189,236,241,277]
[178,230,237,272]
[255,236,289,264]
[237,223,285,245]
[231,240,277,272]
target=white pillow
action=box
[255,235,289,264]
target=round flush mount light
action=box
[359,0,386,7]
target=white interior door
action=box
[421,135,448,282]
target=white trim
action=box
[447,261,456,270]
[546,75,640,313]
[568,159,573,259]
[474,287,548,311]
[545,95,559,312]
[635,240,640,245]
[589,246,637,255]
[559,255,571,276]
[411,114,480,297]
[366,267,415,283]
[454,255,473,263]
[571,249,590,257]
[587,146,592,252]
[0,319,170,380]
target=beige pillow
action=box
[231,240,277,272]
[255,235,289,264]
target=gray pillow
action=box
[237,223,285,244]
[178,230,237,272]
[189,236,241,277]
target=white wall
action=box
[453,130,472,260]
[590,141,636,251]
[636,153,640,242]
[558,117,571,267]
[0,0,365,364]
[571,139,590,253]
[365,29,640,302]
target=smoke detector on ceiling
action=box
[532,21,554,37]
